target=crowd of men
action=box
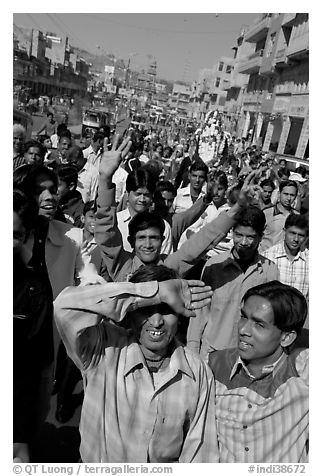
[13,109,309,464]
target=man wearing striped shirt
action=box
[262,214,309,301]
[208,281,309,463]
[54,265,219,463]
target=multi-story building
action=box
[169,83,191,117]
[13,25,90,98]
[237,13,309,164]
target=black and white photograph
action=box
[12,9,310,469]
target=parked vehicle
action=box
[13,108,33,140]
[81,108,112,136]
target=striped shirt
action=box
[208,347,309,463]
[54,281,219,463]
[187,251,279,358]
[263,241,309,300]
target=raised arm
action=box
[54,279,212,371]
[94,135,132,279]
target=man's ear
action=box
[280,330,297,348]
[69,181,76,191]
[80,215,85,224]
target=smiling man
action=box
[208,281,309,463]
[187,206,279,359]
[263,214,309,301]
[54,264,219,463]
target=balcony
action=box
[238,49,264,74]
[282,13,296,27]
[244,14,272,43]
[243,91,264,104]
[274,47,289,68]
[286,31,309,60]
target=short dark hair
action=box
[57,165,78,186]
[213,171,228,189]
[47,111,54,117]
[14,164,58,196]
[24,139,45,158]
[58,129,72,141]
[233,205,266,236]
[260,178,275,189]
[92,131,105,143]
[129,264,179,284]
[83,200,97,216]
[189,160,208,175]
[279,180,298,193]
[128,211,165,242]
[155,180,177,197]
[242,281,307,335]
[57,123,68,136]
[13,188,38,231]
[126,167,156,194]
[277,167,290,179]
[284,213,308,232]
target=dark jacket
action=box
[59,190,84,228]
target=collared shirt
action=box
[117,207,173,255]
[263,241,309,300]
[77,161,99,203]
[83,145,103,169]
[95,187,235,282]
[172,185,206,214]
[208,347,309,463]
[187,250,279,359]
[54,282,219,463]
[260,204,298,253]
[112,166,128,204]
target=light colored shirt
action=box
[54,281,219,463]
[95,187,235,282]
[263,241,309,300]
[172,185,207,214]
[209,347,309,463]
[187,251,279,359]
[83,145,103,169]
[117,207,173,255]
[112,166,128,204]
[77,161,99,203]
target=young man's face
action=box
[133,227,163,264]
[130,303,178,358]
[58,137,72,158]
[260,185,274,204]
[13,132,25,154]
[279,186,297,209]
[238,295,285,369]
[43,138,52,149]
[284,225,308,254]
[233,225,261,261]
[189,170,207,194]
[154,191,175,215]
[33,172,58,220]
[82,210,96,236]
[211,181,227,207]
[128,187,153,215]
[57,178,73,201]
[24,146,43,166]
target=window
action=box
[226,65,232,74]
[218,61,224,72]
[215,78,220,88]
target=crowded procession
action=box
[13,12,309,467]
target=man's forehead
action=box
[136,228,161,237]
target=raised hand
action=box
[99,135,132,179]
[159,279,212,318]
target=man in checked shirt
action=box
[54,264,219,463]
[208,281,309,463]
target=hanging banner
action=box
[242,111,250,138]
[262,122,274,152]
